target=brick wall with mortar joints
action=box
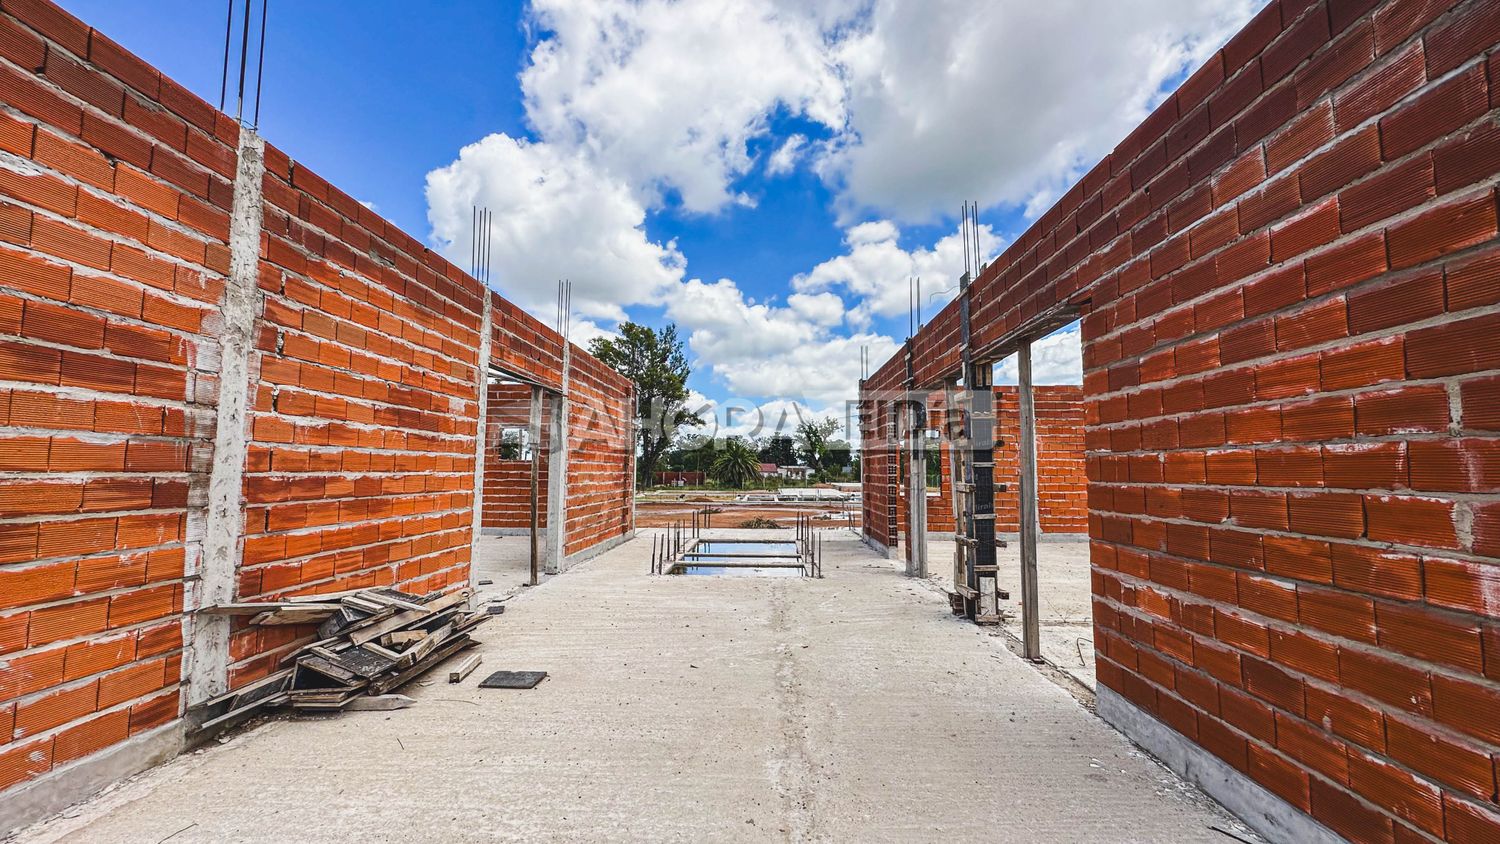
[560,349,634,556]
[0,0,638,802]
[859,396,898,549]
[0,0,234,797]
[864,0,1500,838]
[481,381,550,530]
[912,386,1089,535]
[226,134,488,689]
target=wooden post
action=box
[528,385,543,586]
[1018,339,1042,661]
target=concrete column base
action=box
[1097,686,1343,844]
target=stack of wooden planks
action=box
[199,587,489,728]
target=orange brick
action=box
[0,245,72,300]
[0,735,53,791]
[30,215,111,270]
[128,688,178,734]
[47,438,126,472]
[63,632,138,681]
[14,680,97,737]
[108,584,176,627]
[69,274,145,319]
[96,658,167,709]
[0,435,49,471]
[36,517,118,561]
[51,709,129,766]
[27,596,110,647]
[0,560,75,610]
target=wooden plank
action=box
[448,654,482,683]
[344,694,415,711]
[248,605,340,626]
[368,636,475,696]
[349,589,469,646]
[199,602,315,615]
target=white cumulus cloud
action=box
[794,219,1003,326]
[821,0,1260,222]
[425,133,684,322]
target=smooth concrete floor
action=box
[15,530,1251,843]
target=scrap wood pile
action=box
[202,587,488,726]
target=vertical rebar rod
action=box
[252,0,268,127]
[235,0,252,120]
[219,0,234,111]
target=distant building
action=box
[654,471,705,487]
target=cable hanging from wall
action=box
[218,0,270,129]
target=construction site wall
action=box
[863,0,1500,839]
[481,382,550,531]
[0,0,634,819]
[897,385,1088,535]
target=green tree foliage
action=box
[709,437,761,488]
[757,433,795,467]
[791,418,856,481]
[589,322,702,486]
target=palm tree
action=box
[709,437,760,488]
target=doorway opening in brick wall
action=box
[477,370,561,596]
[988,320,1092,690]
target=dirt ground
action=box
[635,499,860,530]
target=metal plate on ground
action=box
[478,670,547,689]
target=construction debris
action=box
[344,694,416,712]
[448,655,483,683]
[478,670,547,689]
[199,587,488,725]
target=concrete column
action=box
[467,295,493,592]
[905,397,927,578]
[1018,339,1042,661]
[187,129,265,708]
[528,384,543,586]
[545,353,570,573]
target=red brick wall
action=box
[481,382,549,531]
[859,396,897,549]
[0,0,227,796]
[0,0,635,810]
[892,386,1087,536]
[562,350,634,556]
[227,138,485,688]
[866,0,1500,838]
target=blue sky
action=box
[60,0,1258,437]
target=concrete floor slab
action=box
[15,530,1252,843]
[909,537,1097,689]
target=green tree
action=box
[589,322,702,486]
[795,418,842,475]
[709,437,761,488]
[758,433,795,467]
